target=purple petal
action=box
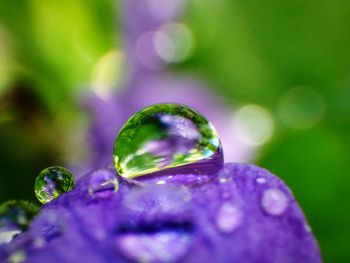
[1,163,322,263]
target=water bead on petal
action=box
[113,104,223,179]
[256,177,267,184]
[215,203,243,233]
[88,169,119,198]
[261,188,289,216]
[34,166,76,204]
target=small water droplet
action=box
[34,166,76,204]
[88,170,119,198]
[0,200,39,244]
[216,203,243,233]
[114,104,223,179]
[261,188,288,216]
[218,167,232,184]
[256,177,267,184]
[155,180,167,185]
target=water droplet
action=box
[34,166,75,204]
[256,177,267,184]
[114,104,223,179]
[218,167,232,184]
[155,179,167,185]
[0,200,38,244]
[215,203,243,233]
[88,170,119,198]
[261,188,288,216]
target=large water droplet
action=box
[34,166,75,204]
[261,188,288,216]
[88,169,119,198]
[0,200,39,244]
[114,103,223,179]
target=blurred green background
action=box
[0,0,349,262]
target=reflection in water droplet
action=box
[114,104,223,179]
[0,200,39,244]
[261,188,288,216]
[34,166,75,204]
[216,203,243,233]
[88,170,119,198]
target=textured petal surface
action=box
[0,163,322,263]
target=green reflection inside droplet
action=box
[34,166,75,204]
[113,103,223,179]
